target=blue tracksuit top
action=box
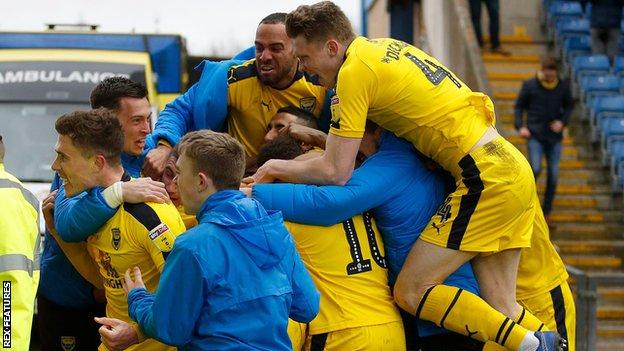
[148,59,244,147]
[127,190,320,350]
[252,132,480,337]
[39,146,150,308]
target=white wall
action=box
[422,0,451,65]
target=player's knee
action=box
[393,277,434,316]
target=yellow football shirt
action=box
[227,59,327,157]
[329,37,496,178]
[284,213,402,335]
[87,201,185,351]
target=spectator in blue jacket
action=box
[514,57,573,222]
[251,122,483,350]
[587,0,624,62]
[124,130,319,350]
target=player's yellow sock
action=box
[515,307,548,332]
[417,285,531,350]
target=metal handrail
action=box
[567,265,624,350]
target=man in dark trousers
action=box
[585,0,624,63]
[514,57,574,224]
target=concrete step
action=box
[562,255,622,270]
[598,320,624,339]
[551,223,624,240]
[548,208,624,222]
[488,72,534,81]
[494,91,519,101]
[598,305,624,320]
[485,62,540,77]
[489,43,548,56]
[599,286,624,301]
[482,53,541,63]
[537,184,597,195]
[550,194,618,210]
[596,315,624,350]
[490,80,523,94]
[556,240,624,255]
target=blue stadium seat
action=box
[614,57,624,78]
[580,75,620,106]
[548,1,583,24]
[573,55,611,81]
[563,36,592,65]
[555,18,590,44]
[572,55,611,97]
[590,95,624,142]
[601,116,624,146]
[607,137,624,169]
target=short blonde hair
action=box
[285,1,356,44]
[178,130,245,190]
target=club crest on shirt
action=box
[330,95,341,129]
[299,97,317,112]
[111,228,121,250]
[60,336,76,351]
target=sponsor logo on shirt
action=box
[149,223,174,252]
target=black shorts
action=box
[35,294,106,351]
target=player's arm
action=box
[127,244,204,346]
[252,158,395,225]
[251,61,372,185]
[288,245,320,323]
[55,179,169,243]
[54,184,116,242]
[252,133,361,185]
[150,82,198,147]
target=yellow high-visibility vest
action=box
[0,163,40,350]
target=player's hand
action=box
[42,190,58,233]
[122,178,170,204]
[550,120,564,133]
[239,187,252,197]
[280,123,327,148]
[143,144,171,180]
[123,266,146,295]
[518,127,531,138]
[95,317,139,351]
[243,159,278,184]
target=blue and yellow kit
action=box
[285,214,405,350]
[330,36,540,253]
[227,59,326,157]
[87,198,185,351]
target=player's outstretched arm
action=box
[54,185,117,242]
[249,134,361,185]
[252,153,397,226]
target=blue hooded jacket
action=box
[128,190,319,350]
[252,132,479,337]
[39,141,153,308]
[149,59,244,147]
